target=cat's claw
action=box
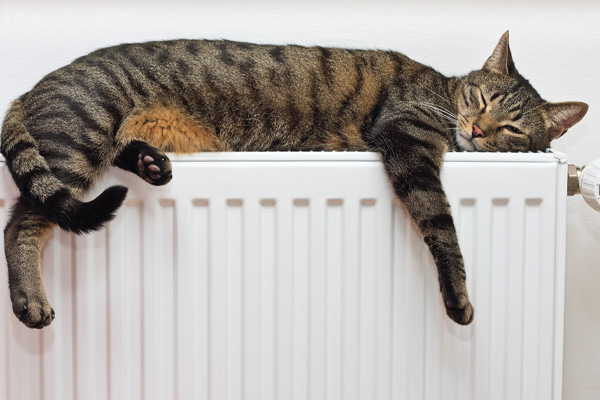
[137,152,172,185]
[11,290,55,329]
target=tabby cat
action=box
[0,32,587,328]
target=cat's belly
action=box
[116,102,370,153]
[117,103,230,153]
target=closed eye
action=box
[502,125,524,135]
[468,86,487,113]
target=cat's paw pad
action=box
[137,151,172,186]
[11,290,55,329]
[444,296,474,325]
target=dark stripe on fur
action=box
[393,168,443,200]
[318,47,333,85]
[47,94,107,133]
[12,167,49,191]
[269,46,285,63]
[51,167,92,191]
[419,213,455,231]
[3,141,36,160]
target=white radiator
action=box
[0,151,567,400]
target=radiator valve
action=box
[569,160,600,211]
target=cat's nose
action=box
[472,123,486,138]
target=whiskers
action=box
[414,101,458,126]
[400,93,469,147]
[424,87,453,107]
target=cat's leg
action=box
[370,118,474,325]
[113,140,173,185]
[4,197,55,328]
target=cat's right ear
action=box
[482,31,516,76]
[543,101,589,140]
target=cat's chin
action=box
[455,133,476,152]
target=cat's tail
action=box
[1,98,128,234]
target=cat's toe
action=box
[11,290,55,329]
[137,152,173,186]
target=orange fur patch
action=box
[117,104,224,153]
[342,124,369,151]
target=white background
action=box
[1,1,599,398]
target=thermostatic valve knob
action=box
[579,160,600,211]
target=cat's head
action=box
[454,31,588,152]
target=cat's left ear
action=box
[543,101,589,140]
[482,31,516,76]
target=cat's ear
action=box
[482,31,516,76]
[543,101,588,140]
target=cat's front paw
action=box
[11,289,55,329]
[444,296,474,325]
[137,151,172,185]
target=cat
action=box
[0,31,587,329]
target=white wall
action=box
[1,1,599,398]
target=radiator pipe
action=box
[567,164,582,196]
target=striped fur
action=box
[1,32,587,328]
[0,99,128,234]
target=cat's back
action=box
[20,39,413,151]
[28,39,399,103]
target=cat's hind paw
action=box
[11,289,55,329]
[444,297,474,325]
[137,151,172,186]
